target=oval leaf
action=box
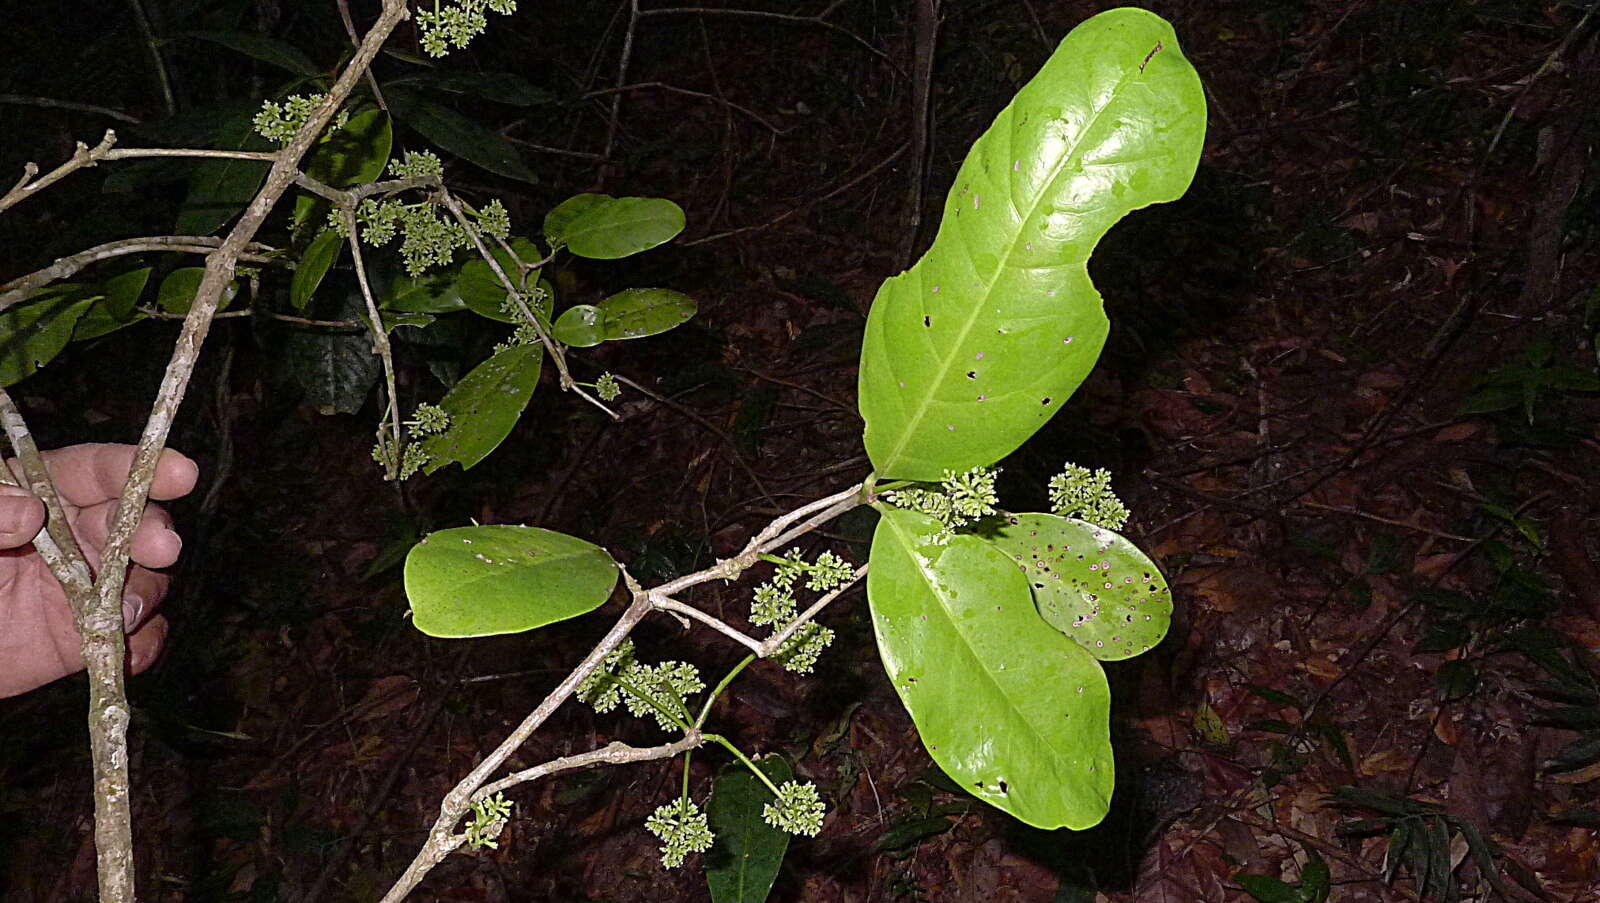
[989,513,1172,660]
[557,196,685,259]
[543,193,612,245]
[706,756,793,903]
[857,9,1206,479]
[387,87,537,183]
[175,108,274,235]
[73,268,152,340]
[293,109,394,237]
[552,304,604,348]
[867,506,1113,829]
[597,288,696,341]
[420,343,542,472]
[405,525,618,638]
[290,229,344,310]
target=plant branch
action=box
[341,205,404,478]
[0,237,278,313]
[0,390,94,599]
[0,94,141,124]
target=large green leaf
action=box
[420,343,542,472]
[156,267,239,314]
[386,87,537,183]
[293,109,394,238]
[278,291,380,414]
[988,513,1172,661]
[706,756,793,903]
[596,288,696,340]
[404,525,618,638]
[0,289,96,386]
[857,9,1206,480]
[549,196,685,259]
[867,506,1113,829]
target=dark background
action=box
[2,1,1598,901]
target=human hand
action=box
[0,444,198,698]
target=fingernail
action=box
[123,596,145,628]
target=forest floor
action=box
[2,1,1598,902]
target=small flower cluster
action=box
[885,465,1000,542]
[577,639,704,731]
[464,792,513,850]
[491,284,549,354]
[252,94,349,144]
[373,403,451,480]
[595,372,621,401]
[1048,464,1129,530]
[763,780,826,836]
[416,0,518,57]
[389,149,445,181]
[749,549,850,673]
[350,198,469,276]
[645,798,714,868]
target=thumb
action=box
[0,485,45,549]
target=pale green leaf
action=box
[867,506,1113,829]
[989,513,1171,660]
[857,9,1206,479]
[405,525,618,637]
[552,304,604,347]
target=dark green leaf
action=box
[1542,732,1600,773]
[1414,619,1470,654]
[420,343,542,472]
[706,756,793,903]
[278,292,380,414]
[407,71,557,106]
[179,31,321,76]
[872,815,959,855]
[290,230,344,310]
[386,87,537,183]
[1232,874,1300,903]
[73,268,152,340]
[0,289,95,386]
[175,109,274,235]
[1244,684,1305,709]
[1301,852,1330,903]
[293,109,394,237]
[405,525,618,637]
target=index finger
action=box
[41,444,199,507]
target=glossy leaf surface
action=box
[175,108,273,235]
[156,267,238,314]
[706,756,793,903]
[867,506,1113,829]
[596,288,696,340]
[552,304,604,347]
[293,109,393,237]
[550,196,685,259]
[989,513,1172,660]
[405,525,618,637]
[420,343,542,472]
[290,229,344,310]
[857,8,1205,479]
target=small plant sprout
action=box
[645,797,714,868]
[464,792,513,850]
[1048,463,1130,530]
[414,0,518,57]
[763,780,826,836]
[885,465,1001,541]
[252,94,348,143]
